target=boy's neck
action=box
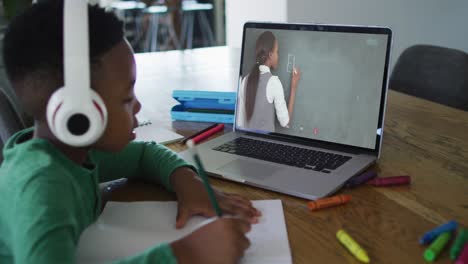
[33,121,90,166]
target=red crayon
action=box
[191,124,224,144]
[181,123,218,144]
[367,175,411,186]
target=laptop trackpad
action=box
[217,159,283,180]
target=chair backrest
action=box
[390,45,468,111]
[0,88,26,164]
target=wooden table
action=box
[112,46,468,263]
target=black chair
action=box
[390,45,468,111]
[0,88,27,163]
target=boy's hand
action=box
[170,167,262,229]
[170,217,251,264]
[176,189,261,229]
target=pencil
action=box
[181,123,219,144]
[186,140,223,217]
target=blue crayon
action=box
[419,220,458,245]
[346,171,377,188]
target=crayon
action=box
[366,175,410,186]
[455,244,468,264]
[307,194,351,211]
[336,229,370,263]
[181,123,219,144]
[451,229,468,260]
[419,220,458,245]
[346,171,377,188]
[191,123,225,144]
[424,232,451,262]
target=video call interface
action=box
[237,27,389,149]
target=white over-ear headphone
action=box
[46,0,107,147]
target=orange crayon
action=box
[307,194,352,211]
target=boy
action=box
[0,1,260,263]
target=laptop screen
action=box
[236,23,391,151]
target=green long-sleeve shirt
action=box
[0,128,192,263]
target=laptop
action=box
[180,22,392,200]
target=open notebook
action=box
[76,200,291,264]
[134,121,184,145]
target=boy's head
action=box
[3,0,141,151]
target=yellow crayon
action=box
[336,229,370,263]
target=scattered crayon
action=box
[424,232,452,262]
[346,171,377,188]
[419,220,458,245]
[307,194,351,211]
[366,175,411,186]
[451,229,468,260]
[336,229,370,263]
[455,244,468,264]
[191,123,224,144]
[181,123,218,144]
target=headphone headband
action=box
[46,0,108,147]
[64,0,90,99]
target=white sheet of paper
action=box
[76,200,291,264]
[134,124,183,145]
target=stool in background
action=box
[144,5,181,52]
[110,1,147,52]
[179,1,215,49]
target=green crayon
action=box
[424,232,452,262]
[450,229,468,260]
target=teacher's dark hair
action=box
[245,31,276,122]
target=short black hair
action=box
[3,0,124,83]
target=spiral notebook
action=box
[134,120,184,145]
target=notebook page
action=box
[134,123,183,145]
[76,200,292,264]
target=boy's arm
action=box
[111,243,177,264]
[13,170,178,264]
[92,141,195,191]
[13,175,79,264]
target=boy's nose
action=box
[134,98,142,114]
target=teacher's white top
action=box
[237,65,290,128]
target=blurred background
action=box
[1,0,467,65]
[97,0,225,53]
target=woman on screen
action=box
[237,31,301,132]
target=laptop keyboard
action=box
[213,137,352,173]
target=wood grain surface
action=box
[110,47,467,263]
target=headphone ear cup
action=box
[89,89,108,131]
[46,88,66,137]
[46,87,108,147]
